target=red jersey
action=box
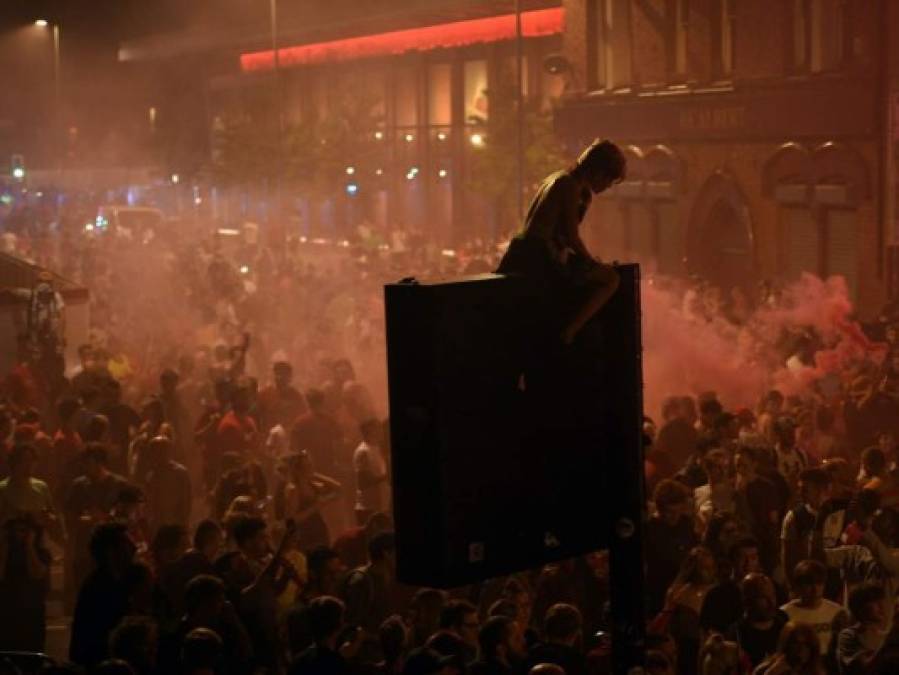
[216,410,258,457]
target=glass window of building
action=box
[810,0,844,72]
[464,59,488,124]
[826,209,858,300]
[718,0,734,76]
[395,64,418,127]
[783,206,819,279]
[609,0,633,89]
[674,0,688,78]
[428,63,452,127]
[791,0,809,70]
[590,0,608,90]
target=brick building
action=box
[555,0,899,317]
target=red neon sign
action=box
[240,7,564,72]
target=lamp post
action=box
[35,20,61,186]
[269,0,285,226]
[515,0,524,220]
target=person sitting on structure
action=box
[497,139,626,345]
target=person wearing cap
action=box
[497,139,626,345]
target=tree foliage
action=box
[465,67,567,230]
[208,74,383,199]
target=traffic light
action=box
[10,155,25,181]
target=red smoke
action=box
[640,273,886,419]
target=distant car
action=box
[0,651,56,674]
[95,205,164,239]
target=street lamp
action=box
[269,0,285,225]
[35,20,61,183]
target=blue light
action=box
[346,183,359,196]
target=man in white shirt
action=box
[353,419,389,525]
[781,559,848,654]
[693,448,737,528]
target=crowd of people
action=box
[3,202,899,675]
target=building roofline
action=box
[118,0,560,63]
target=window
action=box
[779,203,858,301]
[589,0,608,90]
[428,63,452,126]
[589,0,631,90]
[504,51,530,99]
[463,59,488,124]
[792,0,845,72]
[609,0,633,89]
[791,0,808,70]
[783,206,819,279]
[395,64,418,127]
[674,0,688,78]
[810,0,844,72]
[825,209,857,299]
[717,0,734,77]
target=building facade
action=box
[190,3,567,246]
[120,0,565,246]
[555,0,899,317]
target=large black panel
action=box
[385,265,643,592]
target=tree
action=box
[208,75,383,215]
[310,74,384,199]
[465,68,567,234]
[209,114,280,189]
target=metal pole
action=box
[515,0,524,220]
[270,0,285,225]
[53,24,61,191]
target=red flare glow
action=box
[240,8,565,72]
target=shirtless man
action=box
[497,139,626,344]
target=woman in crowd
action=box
[654,546,718,675]
[753,622,825,675]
